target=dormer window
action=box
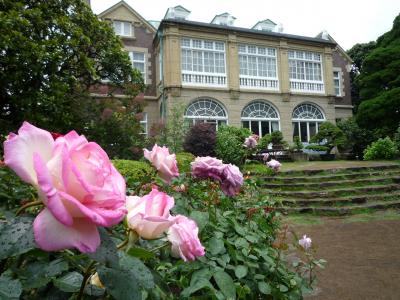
[113,21,132,37]
[211,13,236,26]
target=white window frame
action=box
[129,52,146,84]
[113,20,132,37]
[289,50,325,93]
[181,38,227,87]
[140,112,148,135]
[292,103,325,142]
[184,98,228,130]
[333,70,341,96]
[241,101,280,137]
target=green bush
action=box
[309,122,346,152]
[112,159,153,189]
[290,136,304,152]
[215,125,251,166]
[175,152,195,173]
[258,131,287,151]
[306,145,330,152]
[394,124,400,150]
[363,137,399,160]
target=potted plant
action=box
[306,122,346,160]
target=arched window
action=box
[241,101,280,137]
[292,103,325,142]
[185,98,228,130]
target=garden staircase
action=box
[258,164,400,215]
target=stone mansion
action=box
[90,1,353,143]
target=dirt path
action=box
[290,217,400,300]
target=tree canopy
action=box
[0,0,145,158]
[348,14,400,136]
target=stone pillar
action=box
[323,46,335,97]
[163,27,181,88]
[278,41,290,97]
[227,34,239,99]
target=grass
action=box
[283,209,400,226]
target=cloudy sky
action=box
[91,0,400,50]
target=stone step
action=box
[259,170,400,183]
[262,176,400,190]
[280,200,400,216]
[277,164,400,177]
[282,192,400,207]
[272,184,400,199]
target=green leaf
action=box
[207,237,225,256]
[0,216,36,260]
[189,211,209,232]
[279,284,289,292]
[20,258,69,289]
[234,237,249,249]
[181,278,214,298]
[234,265,248,279]
[53,271,83,293]
[119,253,155,290]
[87,228,119,268]
[0,271,22,300]
[127,247,155,260]
[258,281,271,295]
[98,266,142,300]
[213,271,236,300]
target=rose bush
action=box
[4,122,126,253]
[0,122,322,299]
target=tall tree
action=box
[351,14,400,136]
[347,41,376,108]
[0,0,145,158]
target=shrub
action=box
[270,131,285,146]
[290,136,304,152]
[175,152,195,173]
[215,125,251,166]
[306,145,330,152]
[309,122,346,152]
[394,124,400,150]
[166,104,189,153]
[183,123,216,157]
[257,134,271,150]
[337,118,374,159]
[112,159,153,189]
[363,137,399,160]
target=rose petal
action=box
[33,153,73,226]
[33,208,100,253]
[4,122,54,184]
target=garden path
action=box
[288,213,400,300]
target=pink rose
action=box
[267,159,281,172]
[221,164,244,197]
[191,156,225,182]
[144,144,179,184]
[244,136,258,149]
[299,234,312,250]
[126,188,175,239]
[167,215,205,261]
[3,122,126,253]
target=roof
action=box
[316,32,352,62]
[253,19,277,28]
[159,18,336,46]
[98,0,156,33]
[211,12,237,24]
[163,5,191,20]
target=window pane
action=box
[300,122,308,142]
[271,121,279,132]
[261,121,269,136]
[251,121,259,136]
[309,122,317,138]
[113,21,122,35]
[293,122,299,139]
[133,52,144,61]
[123,22,131,36]
[133,62,144,72]
[242,121,249,129]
